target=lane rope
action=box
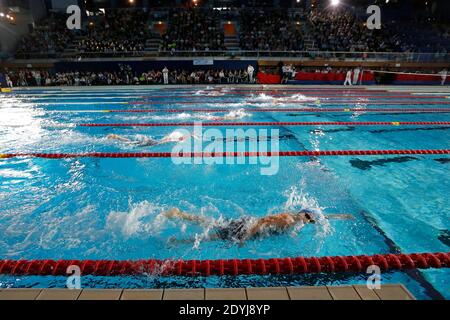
[0,252,448,276]
[1,149,449,159]
[129,101,450,105]
[139,94,448,99]
[95,108,450,114]
[78,121,450,127]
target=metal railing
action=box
[12,50,450,62]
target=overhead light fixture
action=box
[331,0,340,6]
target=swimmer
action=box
[107,130,199,147]
[208,109,248,121]
[163,208,353,244]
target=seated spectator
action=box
[161,8,225,51]
[5,68,255,86]
[15,13,75,57]
[239,9,304,51]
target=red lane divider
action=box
[129,100,450,105]
[109,108,450,113]
[79,121,450,127]
[220,90,392,94]
[0,252,448,276]
[2,150,449,159]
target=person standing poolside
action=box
[247,65,255,83]
[162,67,169,85]
[164,208,353,244]
[353,67,361,85]
[344,69,353,86]
[6,74,13,88]
[440,69,447,86]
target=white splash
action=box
[283,185,333,240]
[106,201,168,238]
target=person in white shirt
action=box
[6,75,13,88]
[290,65,297,79]
[281,65,289,84]
[162,67,169,85]
[247,65,255,83]
[440,69,447,86]
[352,67,360,85]
[344,70,353,86]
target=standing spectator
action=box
[344,69,353,86]
[219,70,225,84]
[162,67,169,85]
[353,67,361,85]
[247,65,255,83]
[6,74,13,88]
[440,69,447,85]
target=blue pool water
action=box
[0,86,448,299]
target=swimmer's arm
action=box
[163,208,210,225]
[284,212,355,220]
[139,138,160,147]
[247,223,264,239]
[107,134,132,142]
[246,216,284,239]
[325,214,355,220]
[158,137,171,145]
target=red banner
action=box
[257,72,281,84]
[395,73,441,83]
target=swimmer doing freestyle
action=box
[163,208,354,245]
[107,110,248,146]
[107,130,197,147]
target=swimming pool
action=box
[0,85,448,299]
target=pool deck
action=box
[0,284,415,300]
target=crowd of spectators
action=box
[161,9,225,51]
[78,10,149,54]
[385,17,450,53]
[15,13,76,57]
[4,67,255,86]
[13,7,450,58]
[308,8,402,52]
[239,9,304,51]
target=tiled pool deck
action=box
[0,284,415,300]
